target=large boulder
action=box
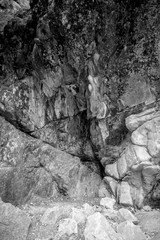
[135,210,160,235]
[125,108,160,132]
[117,182,133,207]
[84,212,124,240]
[117,220,146,240]
[0,116,101,205]
[0,198,31,240]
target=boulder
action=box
[70,207,86,224]
[0,116,101,205]
[132,145,151,163]
[143,205,152,212]
[102,209,122,222]
[131,116,160,159]
[131,162,152,171]
[118,208,138,224]
[135,210,160,234]
[84,212,124,240]
[100,197,116,210]
[82,203,95,217]
[118,182,133,207]
[142,165,160,193]
[58,218,78,235]
[130,186,144,209]
[120,72,155,109]
[105,162,119,180]
[131,127,148,146]
[125,108,160,132]
[40,205,72,225]
[117,221,146,240]
[0,199,31,240]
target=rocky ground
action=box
[1,195,160,240]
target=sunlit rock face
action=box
[1,0,160,207]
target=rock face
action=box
[1,0,160,209]
[0,116,101,205]
[0,76,92,158]
[103,109,160,208]
[0,77,46,131]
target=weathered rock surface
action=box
[104,177,118,197]
[0,198,31,240]
[58,218,78,237]
[98,179,112,198]
[0,78,46,131]
[151,232,160,240]
[117,221,146,240]
[118,208,138,225]
[102,108,160,208]
[0,116,101,205]
[125,108,160,132]
[84,212,124,240]
[135,210,160,235]
[40,205,72,226]
[1,196,155,240]
[118,182,133,207]
[0,77,92,158]
[1,0,160,213]
[100,197,116,210]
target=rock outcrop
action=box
[103,108,160,208]
[0,116,101,205]
[1,0,160,210]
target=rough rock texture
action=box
[84,212,124,240]
[1,194,158,240]
[1,0,160,209]
[135,210,160,235]
[117,221,146,240]
[0,116,101,205]
[100,197,116,210]
[118,208,138,224]
[103,108,160,208]
[0,198,31,240]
